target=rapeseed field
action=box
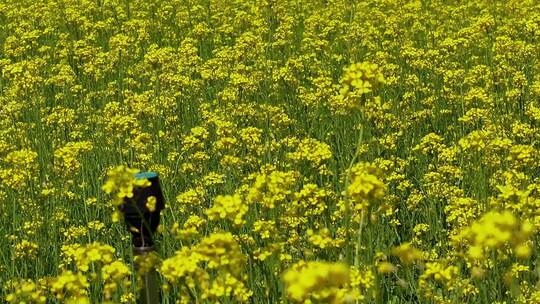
[1,0,539,303]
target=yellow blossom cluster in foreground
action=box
[1,0,540,303]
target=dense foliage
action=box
[1,0,539,303]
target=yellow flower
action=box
[195,232,245,273]
[102,166,152,222]
[5,279,46,304]
[53,141,93,176]
[206,194,248,226]
[287,137,332,168]
[246,169,298,209]
[391,242,424,264]
[146,196,157,212]
[65,242,116,272]
[458,211,535,261]
[331,62,385,114]
[377,262,396,274]
[101,260,131,300]
[0,149,39,189]
[50,271,89,302]
[346,162,386,211]
[283,261,353,303]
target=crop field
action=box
[1,0,540,303]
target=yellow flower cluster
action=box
[53,141,93,177]
[101,261,131,300]
[70,242,116,272]
[391,242,424,265]
[206,194,248,226]
[13,239,39,259]
[346,162,386,211]
[102,166,150,203]
[101,165,151,221]
[172,215,206,240]
[58,243,132,302]
[418,262,460,300]
[458,211,534,260]
[50,271,90,303]
[5,279,46,304]
[0,149,38,190]
[247,169,298,209]
[287,138,332,170]
[283,261,372,303]
[160,232,251,302]
[340,62,385,95]
[332,62,385,114]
